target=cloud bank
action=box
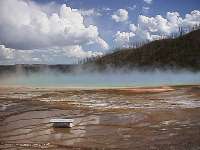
[0,0,108,64]
[0,45,103,64]
[114,10,200,47]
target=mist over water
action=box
[0,69,200,87]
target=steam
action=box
[0,66,199,87]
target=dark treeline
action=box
[82,25,200,71]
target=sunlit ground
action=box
[0,85,200,149]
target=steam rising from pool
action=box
[0,69,199,87]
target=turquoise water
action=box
[1,70,200,87]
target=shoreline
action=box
[0,84,199,94]
[0,84,199,96]
[0,83,199,89]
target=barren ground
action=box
[0,85,200,150]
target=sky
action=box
[0,0,199,64]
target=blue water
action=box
[1,70,200,87]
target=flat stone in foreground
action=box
[50,119,74,128]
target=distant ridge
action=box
[85,29,200,71]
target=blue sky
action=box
[36,0,200,47]
[0,0,199,64]
[34,0,200,49]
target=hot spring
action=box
[0,70,200,87]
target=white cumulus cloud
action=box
[0,0,108,64]
[0,0,108,50]
[0,45,15,60]
[129,24,137,32]
[182,10,200,27]
[114,31,135,47]
[79,9,102,16]
[0,44,103,64]
[144,0,153,4]
[114,10,200,47]
[112,9,129,22]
